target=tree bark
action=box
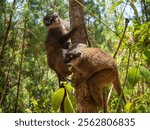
[69,0,98,112]
[69,0,87,44]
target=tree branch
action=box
[113,18,129,58]
[107,18,129,105]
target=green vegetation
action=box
[0,0,149,113]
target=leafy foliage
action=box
[0,0,149,113]
[127,66,140,87]
[139,66,150,82]
[51,82,75,113]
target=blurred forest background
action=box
[0,0,149,113]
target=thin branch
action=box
[143,0,149,21]
[118,2,128,28]
[107,18,129,105]
[113,18,129,58]
[9,82,19,89]
[0,67,10,106]
[122,47,131,88]
[115,47,131,111]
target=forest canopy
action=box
[0,0,149,113]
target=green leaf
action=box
[65,83,74,94]
[125,102,133,112]
[144,50,150,59]
[51,88,65,112]
[130,3,140,23]
[134,30,141,36]
[130,3,138,17]
[64,92,75,113]
[109,0,124,13]
[143,50,150,65]
[139,66,150,82]
[128,67,140,86]
[31,99,38,107]
[64,83,76,109]
[141,33,148,42]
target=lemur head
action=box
[64,51,81,64]
[63,43,87,64]
[43,13,59,27]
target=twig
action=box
[115,47,131,111]
[107,18,129,105]
[113,18,129,58]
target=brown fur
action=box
[64,43,126,111]
[43,13,77,87]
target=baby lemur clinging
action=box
[64,43,126,107]
[43,13,78,87]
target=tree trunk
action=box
[0,0,16,62]
[69,0,98,112]
[14,17,26,112]
[69,0,87,44]
[0,0,16,107]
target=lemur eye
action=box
[45,19,52,25]
[76,52,81,57]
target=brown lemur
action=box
[63,43,126,107]
[43,13,78,87]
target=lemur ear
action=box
[53,13,58,18]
